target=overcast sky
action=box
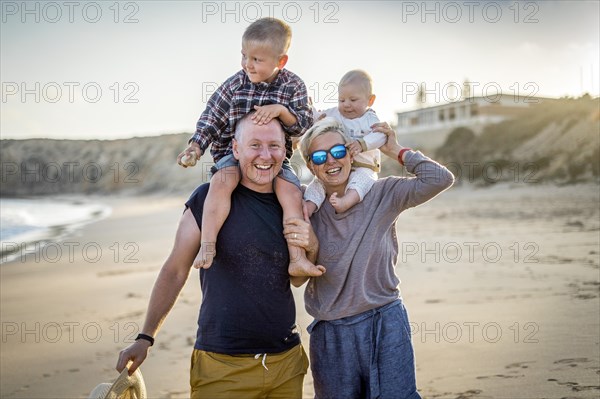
[1,0,598,139]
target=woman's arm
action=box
[374,122,455,209]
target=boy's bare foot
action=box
[193,242,216,269]
[288,256,326,277]
[329,192,358,213]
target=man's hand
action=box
[177,142,202,168]
[116,339,152,375]
[284,217,319,262]
[252,104,285,125]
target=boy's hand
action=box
[252,104,285,125]
[347,140,363,157]
[177,142,202,168]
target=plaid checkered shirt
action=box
[190,69,313,161]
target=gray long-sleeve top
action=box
[305,150,455,321]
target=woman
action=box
[285,117,454,399]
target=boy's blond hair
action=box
[243,18,292,56]
[339,70,374,96]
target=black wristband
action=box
[135,333,154,346]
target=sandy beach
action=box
[1,182,598,398]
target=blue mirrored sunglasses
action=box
[309,144,347,165]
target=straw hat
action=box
[88,367,146,399]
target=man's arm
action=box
[116,209,200,374]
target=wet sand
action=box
[1,183,598,398]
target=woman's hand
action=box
[372,122,403,159]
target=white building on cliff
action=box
[395,94,549,152]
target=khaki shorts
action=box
[190,344,308,399]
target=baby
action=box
[305,70,386,214]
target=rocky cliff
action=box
[0,133,207,196]
[2,96,598,196]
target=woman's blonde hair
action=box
[300,117,352,164]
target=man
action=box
[116,114,314,398]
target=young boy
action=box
[178,18,324,277]
[305,70,386,214]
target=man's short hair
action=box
[234,112,285,142]
[242,18,292,56]
[339,70,374,96]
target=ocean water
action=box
[0,198,111,264]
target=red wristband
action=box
[398,148,412,166]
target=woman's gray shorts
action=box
[308,299,422,399]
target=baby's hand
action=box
[252,104,284,125]
[347,140,363,157]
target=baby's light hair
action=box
[339,70,374,96]
[242,18,292,56]
[300,117,352,164]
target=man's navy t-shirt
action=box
[185,183,300,354]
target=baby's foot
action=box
[329,192,356,213]
[193,242,216,269]
[288,256,326,277]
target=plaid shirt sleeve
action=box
[282,77,313,138]
[189,75,235,154]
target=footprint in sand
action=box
[554,358,590,365]
[454,389,483,399]
[505,361,535,369]
[547,378,600,392]
[477,374,523,379]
